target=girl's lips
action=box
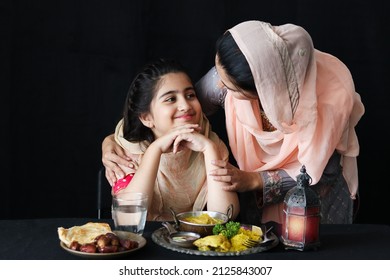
[176,114,194,120]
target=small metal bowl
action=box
[162,222,201,248]
[170,205,233,237]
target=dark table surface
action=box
[1,218,389,260]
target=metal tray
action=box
[151,224,279,256]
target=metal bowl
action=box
[170,205,233,237]
[161,222,201,248]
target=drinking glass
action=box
[112,192,148,235]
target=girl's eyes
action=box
[164,92,197,102]
[186,92,197,99]
[164,96,176,102]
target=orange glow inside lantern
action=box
[281,166,321,251]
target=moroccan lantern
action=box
[281,165,321,251]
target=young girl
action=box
[111,58,239,221]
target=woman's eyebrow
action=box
[221,81,236,91]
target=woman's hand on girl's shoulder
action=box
[102,134,132,186]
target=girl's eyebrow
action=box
[158,86,195,100]
[158,90,178,100]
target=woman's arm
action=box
[209,160,264,192]
[208,160,295,207]
[210,151,343,209]
[257,169,296,207]
[258,151,344,207]
[102,133,133,186]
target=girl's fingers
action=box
[172,134,186,153]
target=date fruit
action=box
[80,243,97,253]
[68,232,138,254]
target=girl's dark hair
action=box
[122,58,190,143]
[215,31,256,92]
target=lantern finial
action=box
[296,165,312,189]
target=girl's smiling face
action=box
[140,72,202,139]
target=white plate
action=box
[60,230,146,259]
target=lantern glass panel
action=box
[305,216,320,243]
[287,215,305,242]
[288,206,306,215]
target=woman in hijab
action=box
[102,21,365,226]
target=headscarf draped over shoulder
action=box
[226,21,364,198]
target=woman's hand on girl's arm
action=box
[208,160,263,192]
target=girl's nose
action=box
[178,98,191,111]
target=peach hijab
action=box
[224,21,365,215]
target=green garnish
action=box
[212,221,241,239]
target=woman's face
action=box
[141,72,202,139]
[215,55,258,100]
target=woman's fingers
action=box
[211,159,228,168]
[209,161,241,189]
[105,168,117,187]
[102,153,130,184]
[211,174,233,183]
[103,152,130,168]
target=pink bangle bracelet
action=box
[113,173,134,194]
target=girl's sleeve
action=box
[195,67,227,116]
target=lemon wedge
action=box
[252,225,263,236]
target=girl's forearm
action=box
[125,143,161,202]
[203,143,240,219]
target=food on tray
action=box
[193,222,263,252]
[193,234,231,251]
[212,221,241,239]
[183,213,223,225]
[230,228,261,251]
[58,222,138,253]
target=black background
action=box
[2,0,388,224]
